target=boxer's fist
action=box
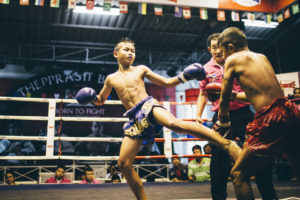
[206,82,222,102]
[76,87,97,105]
[213,114,232,139]
[177,63,206,83]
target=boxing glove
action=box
[76,87,97,105]
[177,63,206,83]
[206,82,222,102]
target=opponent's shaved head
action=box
[218,27,248,49]
[114,37,135,51]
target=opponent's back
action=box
[228,51,284,110]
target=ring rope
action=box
[0,136,204,142]
[0,96,213,105]
[0,115,212,122]
[0,116,130,122]
[0,154,210,161]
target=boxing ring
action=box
[1,96,300,200]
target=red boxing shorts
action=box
[245,98,300,157]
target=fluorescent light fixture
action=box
[242,19,278,28]
[73,6,120,16]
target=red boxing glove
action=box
[205,82,222,102]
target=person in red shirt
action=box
[45,165,71,184]
[80,166,100,184]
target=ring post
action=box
[45,99,56,158]
[162,101,172,159]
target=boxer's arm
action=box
[94,76,113,106]
[218,61,235,119]
[143,65,181,87]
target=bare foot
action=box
[225,141,242,162]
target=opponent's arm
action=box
[218,59,235,119]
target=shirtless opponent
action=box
[76,37,240,200]
[217,27,300,200]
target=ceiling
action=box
[0,1,299,75]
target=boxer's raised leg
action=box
[152,106,241,161]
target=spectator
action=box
[54,122,75,155]
[188,145,210,182]
[80,165,100,184]
[111,174,121,183]
[203,143,212,155]
[169,155,188,182]
[0,139,11,155]
[75,122,112,156]
[45,165,71,184]
[6,142,24,165]
[105,162,122,183]
[5,170,17,185]
[7,121,36,156]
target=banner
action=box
[8,70,108,98]
[154,5,163,16]
[247,12,255,21]
[199,8,208,20]
[138,3,147,15]
[183,7,191,19]
[86,0,94,10]
[104,0,112,11]
[68,0,76,8]
[119,2,128,13]
[277,13,283,23]
[264,14,272,24]
[276,72,300,97]
[231,11,240,21]
[284,8,290,19]
[50,0,60,8]
[20,0,29,5]
[174,6,182,17]
[35,0,44,6]
[0,0,9,4]
[292,4,299,14]
[217,10,226,21]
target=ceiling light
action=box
[242,19,278,28]
[73,6,120,16]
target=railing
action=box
[0,163,172,184]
